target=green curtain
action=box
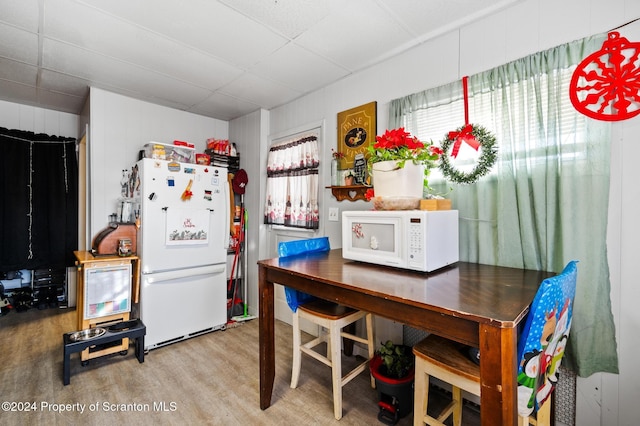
[390,35,618,377]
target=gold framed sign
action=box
[337,101,377,169]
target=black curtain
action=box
[0,127,78,272]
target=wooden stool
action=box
[413,334,480,426]
[290,299,375,420]
[412,335,554,426]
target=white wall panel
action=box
[461,8,508,76]
[612,22,640,426]
[0,99,79,138]
[0,100,21,130]
[503,0,541,63]
[88,88,229,238]
[539,0,591,48]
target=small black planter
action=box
[370,354,415,425]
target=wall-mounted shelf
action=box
[326,185,371,202]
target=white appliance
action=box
[135,158,229,350]
[341,210,459,272]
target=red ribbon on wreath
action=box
[448,76,480,158]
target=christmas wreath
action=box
[439,124,498,184]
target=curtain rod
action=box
[0,132,77,144]
[609,17,640,32]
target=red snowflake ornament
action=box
[570,31,640,121]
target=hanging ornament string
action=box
[439,76,498,185]
[463,75,469,124]
[448,76,480,158]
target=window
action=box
[264,131,320,230]
[398,69,590,186]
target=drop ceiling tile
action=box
[42,39,216,108]
[211,24,287,69]
[378,0,519,39]
[219,0,330,39]
[0,79,38,105]
[250,43,349,93]
[0,0,40,31]
[78,0,290,68]
[36,88,87,114]
[190,92,261,121]
[0,57,37,84]
[0,23,39,64]
[39,69,91,97]
[219,73,302,109]
[295,0,414,70]
[45,0,243,88]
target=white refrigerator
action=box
[134,158,229,350]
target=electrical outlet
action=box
[328,207,339,222]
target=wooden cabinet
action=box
[73,251,140,361]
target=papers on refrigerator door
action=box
[166,208,210,245]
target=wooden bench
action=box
[63,319,146,385]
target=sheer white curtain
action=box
[264,134,319,229]
[390,34,618,376]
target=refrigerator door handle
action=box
[144,264,225,284]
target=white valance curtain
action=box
[264,133,320,229]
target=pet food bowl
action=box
[69,327,106,342]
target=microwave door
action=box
[343,214,405,267]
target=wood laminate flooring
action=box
[0,307,480,425]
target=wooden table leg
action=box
[259,265,275,410]
[479,323,518,426]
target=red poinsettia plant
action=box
[367,127,442,168]
[366,128,443,197]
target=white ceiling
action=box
[0,0,518,121]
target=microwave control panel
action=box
[408,222,425,267]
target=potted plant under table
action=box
[370,340,415,425]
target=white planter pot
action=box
[371,160,425,199]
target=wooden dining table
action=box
[258,249,553,425]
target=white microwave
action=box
[341,210,459,272]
